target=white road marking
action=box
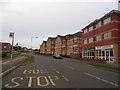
[84,72,119,87]
[2,56,25,64]
[0,66,18,77]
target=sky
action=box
[0,0,119,49]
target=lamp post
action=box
[31,37,38,53]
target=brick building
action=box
[54,35,64,55]
[82,10,120,64]
[46,37,55,55]
[61,35,70,56]
[0,42,11,53]
[67,32,82,58]
[40,41,47,54]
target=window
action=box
[3,46,7,48]
[70,39,73,42]
[104,17,111,25]
[104,32,111,39]
[96,22,101,28]
[74,39,78,43]
[89,37,93,43]
[96,35,102,41]
[84,29,87,34]
[69,46,73,48]
[83,49,94,59]
[84,39,87,44]
[89,26,93,31]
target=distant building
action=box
[0,42,11,53]
[82,10,120,64]
[66,32,82,58]
[46,37,55,55]
[39,9,120,64]
[54,35,64,55]
[40,41,47,54]
[21,47,29,52]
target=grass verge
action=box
[2,53,22,60]
[87,62,120,73]
[18,55,35,64]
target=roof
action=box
[66,31,82,40]
[48,37,55,41]
[82,9,120,31]
[43,41,47,44]
[55,31,82,40]
[0,42,10,44]
[55,35,64,39]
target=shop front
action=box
[95,45,114,63]
[83,48,94,59]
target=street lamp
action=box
[31,37,38,52]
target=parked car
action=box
[53,54,62,59]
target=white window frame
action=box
[84,29,87,34]
[103,17,111,25]
[89,26,93,31]
[96,35,102,41]
[104,32,111,39]
[96,21,101,28]
[89,37,93,43]
[84,39,87,44]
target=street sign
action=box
[9,32,14,38]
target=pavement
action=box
[2,56,27,73]
[2,54,119,88]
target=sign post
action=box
[9,32,14,66]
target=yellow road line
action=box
[62,75,69,82]
[26,77,34,87]
[56,71,60,74]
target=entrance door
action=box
[105,49,113,62]
[105,50,110,62]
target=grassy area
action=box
[2,53,22,60]
[87,62,120,73]
[18,55,35,64]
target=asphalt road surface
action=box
[2,55,119,88]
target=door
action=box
[105,49,113,62]
[105,50,110,62]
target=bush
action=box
[2,53,8,57]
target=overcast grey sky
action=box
[1,0,119,49]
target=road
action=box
[2,55,119,88]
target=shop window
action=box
[103,17,111,25]
[84,49,94,59]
